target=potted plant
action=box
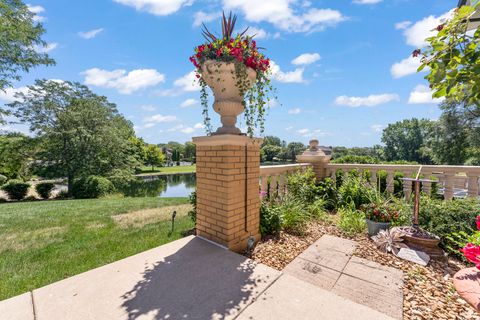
[361,202,399,236]
[189,12,274,136]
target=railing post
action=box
[444,173,455,200]
[386,171,394,193]
[296,139,331,181]
[467,174,479,198]
[403,171,412,201]
[370,170,378,189]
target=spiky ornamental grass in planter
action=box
[189,13,274,136]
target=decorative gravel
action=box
[249,221,479,320]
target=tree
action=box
[0,0,55,91]
[184,141,196,161]
[286,142,306,161]
[0,132,36,179]
[261,145,283,162]
[261,135,282,148]
[8,80,136,194]
[429,101,470,165]
[419,3,480,110]
[381,118,434,164]
[144,144,165,171]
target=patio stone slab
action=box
[297,235,357,272]
[331,257,403,320]
[31,236,281,320]
[0,292,34,320]
[283,257,341,290]
[236,274,394,320]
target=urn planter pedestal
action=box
[201,60,256,135]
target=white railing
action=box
[259,163,311,198]
[325,163,480,200]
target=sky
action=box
[0,0,458,147]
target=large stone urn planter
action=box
[201,60,257,135]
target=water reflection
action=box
[140,173,196,198]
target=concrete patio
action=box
[0,235,400,320]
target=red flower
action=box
[461,243,480,270]
[412,49,421,58]
[476,216,480,230]
[216,48,222,57]
[436,24,445,31]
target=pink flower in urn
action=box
[461,243,480,270]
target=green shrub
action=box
[35,182,55,199]
[0,175,7,186]
[286,167,319,203]
[277,197,308,234]
[316,177,339,210]
[338,204,366,236]
[72,176,114,199]
[1,180,30,200]
[418,197,480,257]
[188,191,197,223]
[260,202,282,236]
[332,155,380,164]
[307,199,332,224]
[338,175,375,209]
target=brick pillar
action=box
[296,139,331,180]
[192,135,262,252]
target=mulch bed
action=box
[249,221,480,320]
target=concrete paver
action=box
[283,257,340,290]
[0,293,34,320]
[236,274,394,320]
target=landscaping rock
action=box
[397,248,430,266]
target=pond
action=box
[140,173,196,198]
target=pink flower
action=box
[412,49,421,58]
[461,243,480,270]
[476,216,480,230]
[259,191,267,197]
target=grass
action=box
[0,197,193,300]
[137,165,196,175]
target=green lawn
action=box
[137,165,196,175]
[0,197,193,300]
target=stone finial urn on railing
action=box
[201,60,256,135]
[189,12,274,136]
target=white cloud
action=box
[223,0,345,33]
[291,53,321,66]
[244,27,272,40]
[352,0,382,4]
[35,42,58,53]
[141,105,156,111]
[286,126,293,131]
[144,114,177,123]
[270,61,304,83]
[0,86,30,103]
[402,10,453,47]
[335,93,399,107]
[408,84,445,104]
[395,20,411,30]
[297,128,330,138]
[370,124,384,132]
[288,108,301,114]
[391,56,427,78]
[167,123,204,134]
[27,4,46,22]
[194,122,204,129]
[180,98,198,108]
[113,0,194,16]
[82,68,165,94]
[78,28,104,39]
[193,11,221,27]
[174,71,200,92]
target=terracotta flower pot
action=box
[201,60,257,135]
[453,267,480,313]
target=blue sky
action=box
[1,0,456,146]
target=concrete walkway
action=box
[0,235,399,320]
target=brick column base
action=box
[193,135,262,253]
